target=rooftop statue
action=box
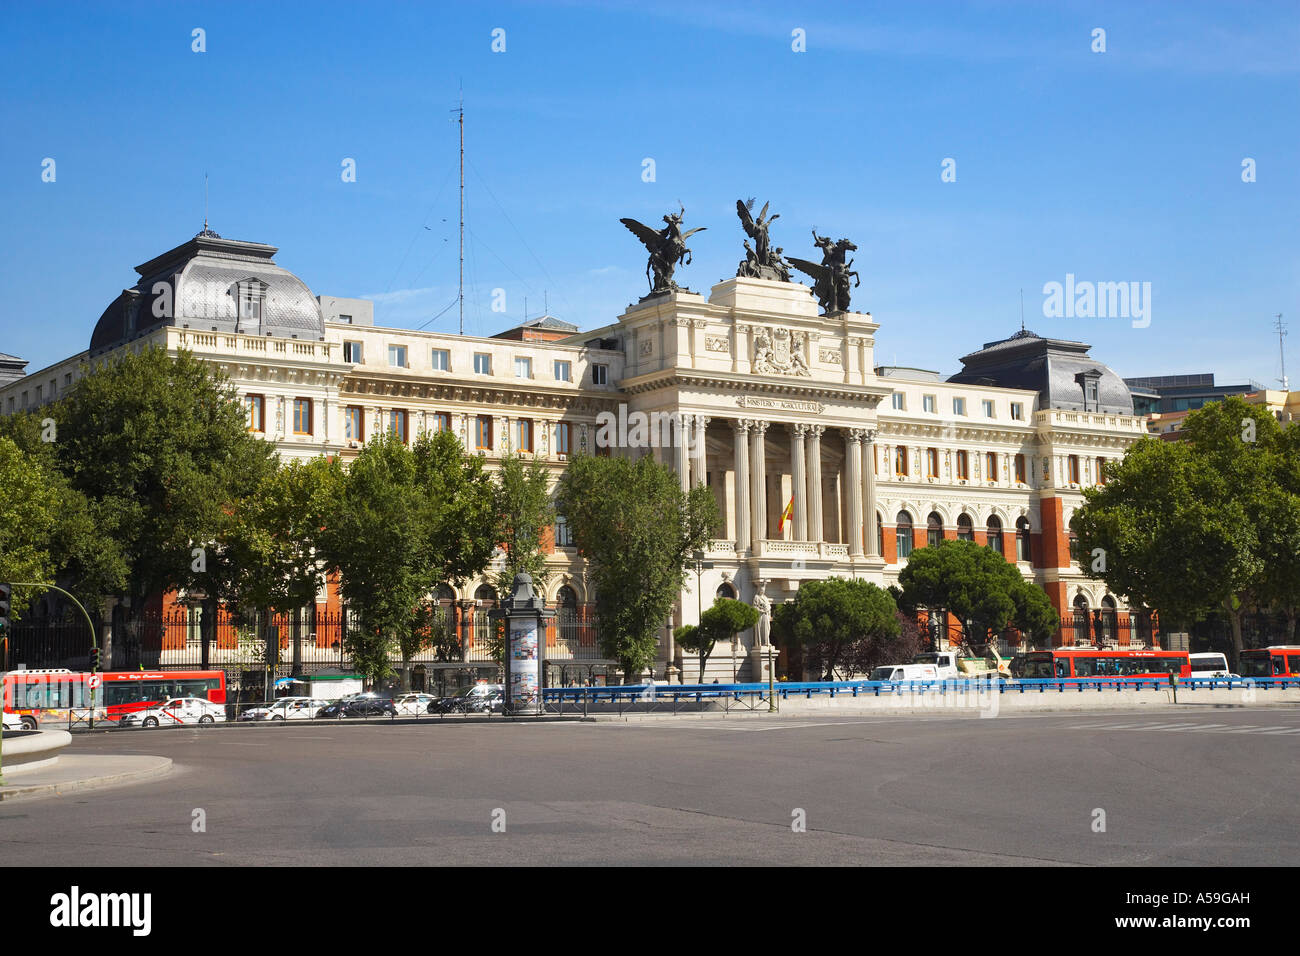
[788,229,861,314]
[620,204,706,297]
[735,199,790,281]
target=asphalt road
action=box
[4,707,1299,866]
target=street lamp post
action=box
[690,550,713,683]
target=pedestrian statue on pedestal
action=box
[752,582,772,646]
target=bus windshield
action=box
[1239,654,1276,678]
[1020,657,1056,679]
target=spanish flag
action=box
[777,496,794,535]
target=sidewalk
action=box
[0,754,172,802]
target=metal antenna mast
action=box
[1276,313,1289,390]
[451,88,464,335]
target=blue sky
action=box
[2,1,1297,386]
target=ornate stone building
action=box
[1,230,1154,683]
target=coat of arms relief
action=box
[752,326,811,376]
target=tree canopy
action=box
[772,577,906,680]
[557,453,720,680]
[676,597,759,681]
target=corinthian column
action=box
[675,413,691,493]
[691,415,709,487]
[863,429,880,558]
[846,428,865,558]
[733,420,751,550]
[749,420,769,553]
[808,425,824,542]
[790,424,809,541]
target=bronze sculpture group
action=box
[620,198,860,314]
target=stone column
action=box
[808,425,824,543]
[846,428,865,557]
[863,429,880,558]
[790,424,809,540]
[675,413,691,492]
[749,420,769,553]
[733,420,751,550]
[691,415,709,487]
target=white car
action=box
[2,711,25,731]
[393,693,438,716]
[120,697,228,728]
[240,697,327,721]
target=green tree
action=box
[1072,396,1282,662]
[493,453,555,600]
[898,539,1058,648]
[557,453,720,681]
[50,348,275,637]
[0,436,61,613]
[318,430,496,688]
[771,578,903,680]
[676,597,759,682]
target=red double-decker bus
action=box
[2,668,227,728]
[1018,649,1190,680]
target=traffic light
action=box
[0,583,11,633]
[89,646,101,672]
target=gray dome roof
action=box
[947,329,1134,415]
[90,231,325,355]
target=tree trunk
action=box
[1225,598,1245,671]
[698,645,712,683]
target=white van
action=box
[869,664,939,682]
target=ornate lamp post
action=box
[490,573,555,717]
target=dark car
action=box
[343,696,397,718]
[427,684,505,714]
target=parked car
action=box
[428,684,505,714]
[239,697,328,721]
[459,689,505,714]
[3,711,25,731]
[868,664,939,682]
[120,697,228,728]
[342,696,397,718]
[393,693,438,716]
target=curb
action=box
[0,755,173,803]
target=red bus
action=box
[1019,649,1191,680]
[2,668,227,728]
[1239,646,1300,679]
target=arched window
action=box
[556,585,579,651]
[1072,594,1090,646]
[876,512,884,556]
[986,516,1003,555]
[471,584,497,653]
[895,511,914,559]
[715,582,736,601]
[927,512,943,548]
[1100,595,1117,643]
[956,513,974,542]
[1015,517,1031,562]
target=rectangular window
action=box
[556,422,571,457]
[891,393,905,410]
[388,409,408,443]
[923,395,937,414]
[246,395,265,432]
[515,357,532,379]
[554,360,572,382]
[338,314,352,324]
[1096,456,1108,484]
[592,364,608,385]
[982,399,995,418]
[1068,455,1081,484]
[431,412,451,433]
[514,418,533,452]
[474,353,492,375]
[345,405,363,441]
[431,349,450,371]
[555,515,573,548]
[956,450,969,480]
[894,446,909,477]
[343,341,363,363]
[475,415,493,451]
[953,397,967,416]
[293,398,313,435]
[1014,453,1026,484]
[986,452,998,481]
[35,385,42,402]
[926,448,938,478]
[388,345,407,368]
[1011,402,1024,421]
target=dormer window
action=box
[230,278,269,334]
[1076,368,1103,412]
